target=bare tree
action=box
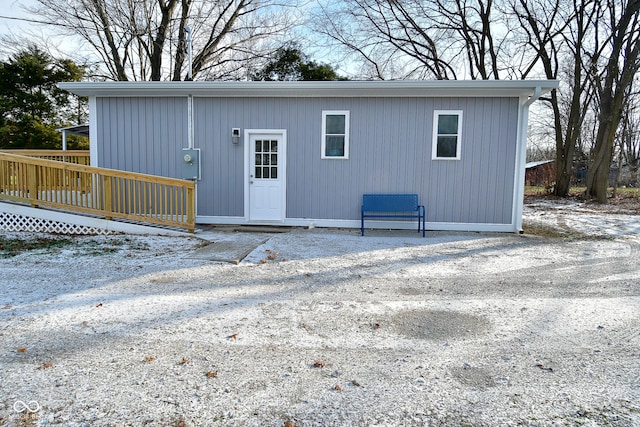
[616,81,640,186]
[312,0,548,81]
[434,0,504,79]
[585,0,640,202]
[513,0,600,196]
[312,0,459,79]
[27,0,300,81]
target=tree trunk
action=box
[585,0,640,202]
[150,0,179,81]
[585,120,616,202]
[91,0,128,81]
[553,91,575,197]
[172,0,192,81]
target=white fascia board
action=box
[59,80,559,99]
[56,123,90,132]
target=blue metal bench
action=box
[361,193,426,236]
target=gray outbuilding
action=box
[59,80,558,233]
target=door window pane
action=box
[253,138,278,180]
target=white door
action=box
[248,132,286,221]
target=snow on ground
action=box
[0,200,639,426]
[524,198,640,238]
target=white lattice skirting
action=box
[0,212,113,235]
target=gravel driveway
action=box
[1,201,639,426]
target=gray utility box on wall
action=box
[180,148,200,180]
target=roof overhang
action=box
[56,124,90,137]
[59,80,559,99]
[526,160,555,169]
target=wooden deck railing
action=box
[0,149,90,165]
[0,152,195,232]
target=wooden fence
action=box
[0,152,195,232]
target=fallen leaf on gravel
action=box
[206,371,218,378]
[227,333,238,340]
[351,380,361,387]
[178,358,189,365]
[373,322,381,329]
[535,364,553,372]
[37,362,53,370]
[144,356,156,363]
[334,384,342,391]
[283,421,295,427]
[312,360,325,368]
[260,259,267,264]
[17,348,26,353]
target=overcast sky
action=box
[0,0,133,64]
[1,0,37,33]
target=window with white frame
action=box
[322,111,349,159]
[432,110,463,160]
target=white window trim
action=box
[432,110,463,160]
[321,110,350,159]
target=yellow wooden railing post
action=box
[28,163,38,207]
[103,175,113,220]
[186,184,195,232]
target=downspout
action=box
[513,86,542,233]
[187,95,194,149]
[185,25,194,149]
[525,86,543,108]
[89,96,98,167]
[185,25,197,222]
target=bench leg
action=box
[361,215,365,236]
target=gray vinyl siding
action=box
[95,95,519,225]
[96,97,187,178]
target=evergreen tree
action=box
[251,44,347,81]
[0,46,85,149]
